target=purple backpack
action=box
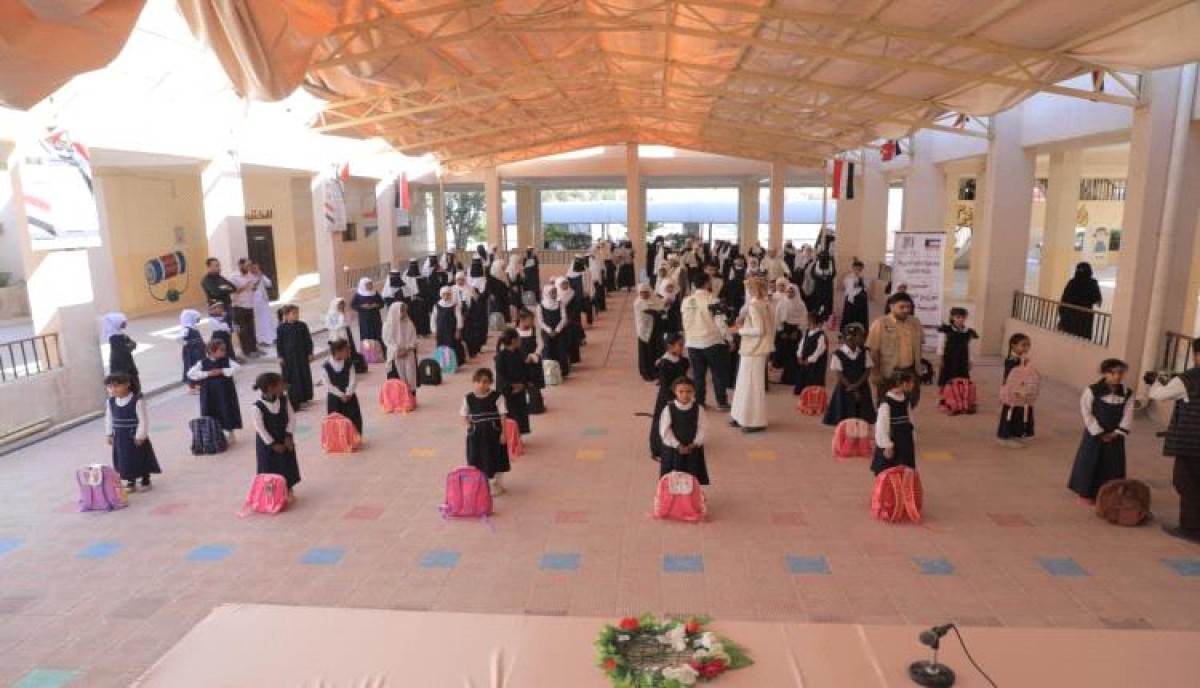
[77,465,128,512]
[439,467,493,519]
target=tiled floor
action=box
[1,290,1198,686]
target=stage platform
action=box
[134,604,1197,687]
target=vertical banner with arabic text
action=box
[891,231,945,350]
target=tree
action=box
[444,191,486,250]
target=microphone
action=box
[919,624,956,648]
[910,623,957,687]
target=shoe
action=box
[1162,524,1200,545]
[728,420,741,428]
[741,426,766,434]
[716,404,731,412]
[124,481,137,493]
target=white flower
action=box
[617,634,629,642]
[658,625,688,652]
[662,664,699,685]
[708,641,725,656]
[698,631,717,649]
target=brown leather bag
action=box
[1095,479,1151,527]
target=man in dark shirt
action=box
[201,257,235,327]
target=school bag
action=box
[418,358,443,386]
[870,466,923,524]
[239,474,288,516]
[503,417,524,462]
[320,412,362,453]
[527,385,546,414]
[543,359,563,386]
[1095,479,1152,527]
[360,339,384,364]
[379,378,416,414]
[352,350,368,374]
[652,471,707,523]
[77,465,128,512]
[796,386,828,416]
[189,416,227,455]
[434,345,458,374]
[832,418,874,459]
[439,466,493,519]
[939,378,978,415]
[999,361,1041,409]
[489,312,506,332]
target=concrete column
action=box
[1111,68,1185,373]
[87,172,122,315]
[484,167,502,249]
[201,154,247,269]
[626,144,646,276]
[408,184,429,257]
[902,131,945,231]
[1038,150,1083,298]
[375,179,397,269]
[531,188,543,249]
[768,159,786,249]
[968,109,1036,353]
[432,186,447,254]
[311,175,345,305]
[836,149,888,269]
[737,180,759,248]
[516,185,536,249]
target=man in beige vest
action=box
[866,292,925,407]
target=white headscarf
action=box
[438,286,456,307]
[506,254,523,280]
[555,277,573,306]
[775,284,808,327]
[382,301,417,355]
[540,284,559,310]
[101,312,126,339]
[179,309,201,330]
[325,298,348,335]
[356,277,376,297]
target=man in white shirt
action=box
[682,272,731,410]
[229,258,262,357]
[1148,338,1200,544]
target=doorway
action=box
[246,225,280,300]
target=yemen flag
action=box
[831,160,855,200]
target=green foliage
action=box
[444,191,486,250]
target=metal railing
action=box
[1011,291,1111,347]
[453,249,578,266]
[0,333,63,382]
[342,262,392,292]
[1161,331,1196,374]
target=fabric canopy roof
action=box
[5,1,1200,171]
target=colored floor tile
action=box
[785,556,831,575]
[344,506,385,521]
[12,669,79,688]
[554,511,590,524]
[1162,558,1200,577]
[662,554,704,573]
[581,427,609,436]
[771,512,808,526]
[914,557,957,575]
[539,552,581,571]
[419,550,461,569]
[1039,557,1088,577]
[575,449,604,461]
[186,544,234,562]
[0,538,20,556]
[77,542,120,560]
[408,447,437,458]
[747,449,777,461]
[300,548,345,565]
[988,513,1032,527]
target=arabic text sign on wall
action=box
[891,231,945,350]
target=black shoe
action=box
[716,404,730,412]
[741,426,766,434]
[728,420,741,428]
[1162,524,1200,545]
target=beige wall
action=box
[241,172,321,298]
[98,170,207,318]
[338,179,385,275]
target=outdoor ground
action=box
[0,289,1196,688]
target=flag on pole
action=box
[338,162,350,181]
[831,160,855,200]
[398,172,410,211]
[1091,69,1105,93]
[880,139,903,162]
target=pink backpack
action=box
[379,379,416,414]
[504,417,523,462]
[239,474,288,516]
[870,466,923,524]
[439,467,493,518]
[320,413,362,453]
[999,361,1040,409]
[652,471,707,523]
[939,378,977,415]
[360,339,384,364]
[796,386,828,416]
[832,419,874,459]
[77,465,128,512]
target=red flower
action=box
[618,617,640,631]
[690,659,728,679]
[603,658,617,673]
[685,619,701,634]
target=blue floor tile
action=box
[300,548,344,565]
[539,552,581,571]
[12,669,79,688]
[1038,557,1087,577]
[0,538,20,556]
[186,544,234,562]
[914,557,956,576]
[786,556,831,575]
[419,550,461,569]
[1162,558,1200,577]
[662,554,704,573]
[78,542,120,560]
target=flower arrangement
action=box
[595,614,753,687]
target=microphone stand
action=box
[909,633,956,687]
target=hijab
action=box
[506,253,523,279]
[381,271,404,300]
[422,256,437,277]
[325,298,348,332]
[776,285,808,327]
[356,277,376,297]
[438,286,456,307]
[555,277,574,305]
[540,284,559,310]
[405,259,420,277]
[101,312,126,340]
[1061,261,1102,308]
[383,301,417,353]
[179,309,201,330]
